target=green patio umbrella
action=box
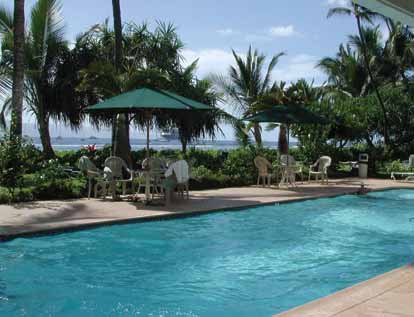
[86,87,212,157]
[243,105,329,164]
[85,87,212,203]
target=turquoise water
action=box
[1,189,414,317]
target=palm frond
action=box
[30,0,66,70]
[0,4,13,34]
[327,7,352,19]
[261,51,285,93]
[0,95,12,131]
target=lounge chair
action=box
[104,156,134,196]
[391,155,414,181]
[403,155,414,169]
[308,156,332,184]
[254,156,273,187]
[78,156,107,199]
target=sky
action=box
[19,0,361,140]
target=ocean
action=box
[30,137,283,152]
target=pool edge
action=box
[274,263,414,317]
[0,185,411,242]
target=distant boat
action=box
[56,136,63,140]
[89,136,98,140]
[160,128,179,141]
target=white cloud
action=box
[182,49,238,78]
[269,25,298,37]
[245,33,272,42]
[272,54,325,84]
[182,49,325,85]
[217,28,235,36]
[326,0,349,7]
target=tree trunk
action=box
[180,137,188,154]
[111,0,132,164]
[278,124,288,154]
[253,123,262,147]
[112,0,123,72]
[113,113,132,166]
[37,111,55,159]
[10,0,25,140]
[354,6,390,146]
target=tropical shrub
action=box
[0,138,27,199]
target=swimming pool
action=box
[1,189,414,317]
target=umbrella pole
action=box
[287,124,290,161]
[145,110,152,203]
[146,110,151,159]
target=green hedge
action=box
[1,140,408,204]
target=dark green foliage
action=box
[0,137,27,199]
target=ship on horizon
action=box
[160,128,179,142]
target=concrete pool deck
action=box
[275,264,414,317]
[1,177,414,316]
[0,178,413,240]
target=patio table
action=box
[137,168,167,203]
[279,165,300,187]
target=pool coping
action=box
[274,264,414,316]
[0,184,412,242]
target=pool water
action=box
[1,189,414,317]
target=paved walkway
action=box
[276,264,414,317]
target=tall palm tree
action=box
[255,80,323,155]
[10,0,24,140]
[328,1,390,146]
[318,43,370,98]
[214,46,285,146]
[112,0,122,71]
[166,61,239,153]
[0,0,75,158]
[383,21,414,89]
[111,0,131,165]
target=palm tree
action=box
[254,80,323,155]
[10,0,25,140]
[383,21,414,89]
[214,46,285,146]
[110,0,132,165]
[0,0,88,158]
[328,0,390,145]
[76,21,193,150]
[112,0,122,71]
[0,0,69,158]
[318,43,370,98]
[166,61,238,153]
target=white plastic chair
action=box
[137,157,167,199]
[308,156,332,184]
[165,160,190,196]
[104,156,134,196]
[254,156,273,187]
[164,160,190,204]
[78,156,107,199]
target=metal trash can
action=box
[358,153,369,178]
